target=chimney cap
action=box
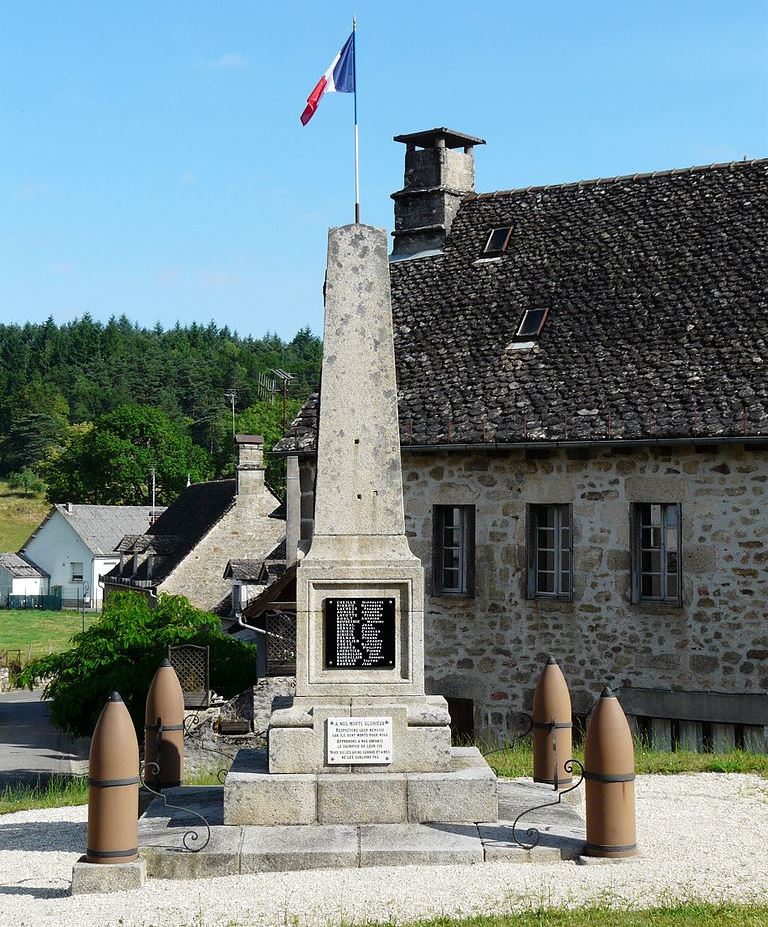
[393,127,486,150]
[234,434,264,445]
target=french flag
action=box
[300,32,355,126]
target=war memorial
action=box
[68,222,637,893]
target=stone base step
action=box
[224,746,498,826]
[138,780,586,879]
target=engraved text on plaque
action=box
[327,716,393,764]
[324,597,396,669]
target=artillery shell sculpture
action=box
[532,655,573,788]
[144,658,185,789]
[86,691,139,864]
[583,686,638,858]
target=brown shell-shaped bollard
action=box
[86,691,139,864]
[532,656,573,788]
[144,658,185,789]
[583,686,639,858]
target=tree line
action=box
[0,315,321,503]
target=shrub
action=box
[16,591,257,738]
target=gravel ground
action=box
[0,774,766,927]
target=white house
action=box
[0,553,48,606]
[21,503,161,608]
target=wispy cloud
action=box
[203,52,249,71]
[47,261,73,275]
[160,267,181,286]
[200,269,238,289]
[181,171,197,185]
[16,180,52,201]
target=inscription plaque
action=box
[327,716,393,764]
[324,597,396,669]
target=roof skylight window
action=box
[481,226,512,258]
[515,307,549,339]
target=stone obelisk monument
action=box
[224,225,497,826]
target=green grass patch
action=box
[0,774,89,814]
[0,481,48,551]
[483,739,768,779]
[350,905,768,927]
[0,608,99,663]
[0,767,231,814]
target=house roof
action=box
[26,504,163,557]
[0,552,48,579]
[224,559,264,582]
[241,560,297,620]
[275,157,768,454]
[108,480,239,585]
[224,540,287,582]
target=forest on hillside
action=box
[0,315,321,502]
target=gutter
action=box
[275,434,768,459]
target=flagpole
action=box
[353,16,360,223]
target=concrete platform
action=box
[139,778,585,878]
[224,745,498,826]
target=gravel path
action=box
[0,774,766,927]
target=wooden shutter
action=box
[525,504,536,599]
[431,506,442,596]
[465,505,476,598]
[629,504,640,604]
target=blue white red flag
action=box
[300,32,355,126]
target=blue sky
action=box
[1,1,766,339]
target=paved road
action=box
[0,688,88,786]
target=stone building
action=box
[105,435,284,613]
[264,128,768,750]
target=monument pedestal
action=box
[224,746,498,826]
[268,696,452,774]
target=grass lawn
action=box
[364,907,768,927]
[0,608,99,662]
[0,481,48,551]
[484,739,768,778]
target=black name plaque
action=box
[324,597,396,669]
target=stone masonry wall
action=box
[401,444,768,740]
[160,499,283,611]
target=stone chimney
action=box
[235,435,267,512]
[391,127,485,258]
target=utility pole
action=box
[271,369,294,432]
[224,388,237,439]
[150,467,156,514]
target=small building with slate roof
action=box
[272,128,768,750]
[0,553,48,605]
[104,436,284,613]
[20,502,161,608]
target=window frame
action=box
[631,502,682,606]
[432,505,476,597]
[480,226,513,258]
[515,307,549,339]
[71,561,84,583]
[526,504,574,601]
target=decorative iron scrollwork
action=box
[510,757,585,850]
[140,719,212,854]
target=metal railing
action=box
[5,593,62,610]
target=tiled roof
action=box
[41,504,163,556]
[275,158,768,453]
[107,480,238,585]
[223,539,288,583]
[225,559,264,582]
[0,552,48,579]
